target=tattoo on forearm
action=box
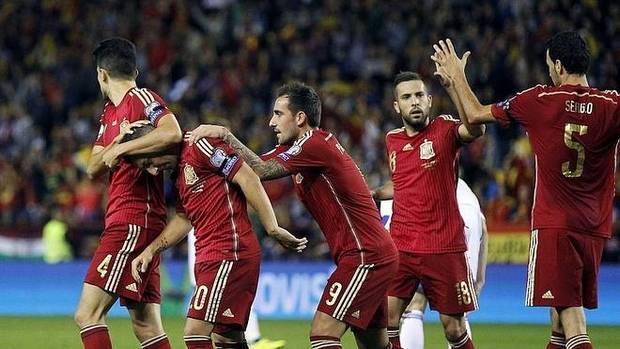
[154,237,169,254]
[255,159,290,180]
[223,132,262,168]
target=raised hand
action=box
[431,38,471,81]
[130,250,154,283]
[268,227,308,253]
[184,124,229,144]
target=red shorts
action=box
[84,224,161,306]
[187,256,260,329]
[317,257,398,330]
[525,229,605,309]
[389,251,478,315]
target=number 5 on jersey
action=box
[562,123,588,178]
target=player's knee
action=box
[440,315,466,341]
[74,306,101,328]
[131,318,163,341]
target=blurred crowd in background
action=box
[0,0,619,261]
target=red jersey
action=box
[94,87,170,231]
[386,116,466,254]
[176,138,260,263]
[491,84,620,238]
[265,129,396,265]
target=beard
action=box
[402,111,429,131]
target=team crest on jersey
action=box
[145,101,164,124]
[184,164,199,185]
[419,139,435,160]
[210,148,227,168]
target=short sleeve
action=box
[193,137,244,179]
[175,190,186,215]
[437,115,463,144]
[272,133,328,172]
[491,85,544,128]
[132,88,172,126]
[260,146,287,161]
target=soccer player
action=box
[187,229,287,349]
[432,32,617,349]
[74,37,182,349]
[127,124,307,349]
[186,81,399,349]
[379,71,484,349]
[374,178,488,349]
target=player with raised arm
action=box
[186,82,399,349]
[378,71,484,349]
[74,38,182,349]
[125,124,306,349]
[374,178,488,349]
[432,32,618,349]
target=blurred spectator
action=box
[42,209,73,264]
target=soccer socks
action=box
[565,334,592,349]
[212,342,249,349]
[80,324,112,349]
[185,335,213,349]
[388,327,402,349]
[245,309,261,344]
[448,332,474,349]
[547,331,566,348]
[400,310,424,349]
[141,334,171,349]
[310,336,342,348]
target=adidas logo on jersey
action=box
[222,308,235,318]
[351,310,360,319]
[542,290,554,299]
[125,283,138,292]
[402,143,413,151]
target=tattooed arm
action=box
[130,213,192,283]
[187,125,292,180]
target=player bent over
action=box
[186,81,399,348]
[128,125,306,349]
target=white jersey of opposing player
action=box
[380,178,485,281]
[188,228,197,286]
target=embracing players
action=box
[187,81,398,349]
[75,37,182,349]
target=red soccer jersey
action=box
[491,84,620,238]
[94,87,171,231]
[386,116,466,254]
[265,129,396,265]
[176,138,260,263]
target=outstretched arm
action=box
[231,163,307,251]
[432,39,496,125]
[187,125,292,180]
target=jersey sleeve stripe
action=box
[132,88,149,106]
[141,88,156,103]
[294,130,314,146]
[196,140,214,157]
[537,90,618,104]
[197,138,214,151]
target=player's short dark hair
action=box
[546,31,590,75]
[93,37,138,80]
[393,71,425,98]
[121,124,155,144]
[277,81,322,128]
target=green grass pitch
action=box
[1,316,618,348]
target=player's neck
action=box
[560,74,588,87]
[403,118,429,137]
[107,80,138,106]
[295,125,315,139]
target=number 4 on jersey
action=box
[96,254,113,278]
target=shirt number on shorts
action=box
[96,254,112,278]
[191,285,209,310]
[325,282,343,306]
[455,281,472,306]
